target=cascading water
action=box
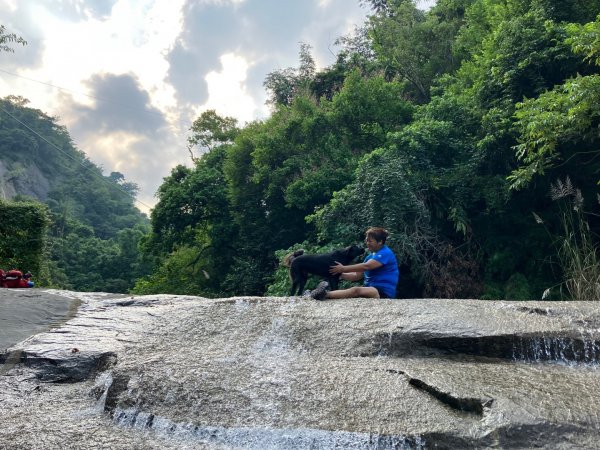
[1,291,600,449]
[511,334,600,364]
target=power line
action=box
[0,68,197,146]
[0,105,154,212]
[0,68,169,119]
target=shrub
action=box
[537,178,600,300]
[0,200,49,278]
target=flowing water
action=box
[0,289,78,350]
[1,292,600,449]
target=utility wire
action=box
[0,68,169,119]
[0,105,154,211]
[0,68,196,141]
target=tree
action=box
[263,43,316,107]
[367,0,472,103]
[360,0,392,14]
[187,110,239,161]
[141,144,237,296]
[108,171,139,197]
[0,25,26,53]
[510,15,600,189]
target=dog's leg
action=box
[329,276,340,291]
[297,277,308,295]
[289,265,301,295]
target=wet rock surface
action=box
[1,291,599,449]
[0,289,78,350]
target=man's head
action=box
[365,227,389,244]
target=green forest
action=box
[0,95,151,292]
[2,0,599,300]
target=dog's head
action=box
[282,248,305,267]
[346,244,365,261]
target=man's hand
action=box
[329,262,345,274]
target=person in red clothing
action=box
[0,269,34,288]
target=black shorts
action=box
[374,287,392,299]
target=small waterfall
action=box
[377,331,600,365]
[91,371,114,413]
[512,334,600,365]
[113,407,424,449]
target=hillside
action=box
[0,95,150,292]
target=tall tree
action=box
[263,43,317,106]
[510,14,600,189]
[367,0,472,102]
[0,25,26,53]
[187,110,239,162]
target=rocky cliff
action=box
[0,160,50,201]
[1,290,599,449]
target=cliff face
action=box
[0,160,50,201]
[1,290,600,449]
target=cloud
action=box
[203,53,256,123]
[167,0,367,111]
[66,73,168,135]
[58,73,186,213]
[0,0,376,212]
[41,0,118,21]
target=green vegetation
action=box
[138,0,598,300]
[0,200,49,278]
[0,96,150,292]
[536,178,600,300]
[3,0,599,299]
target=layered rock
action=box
[1,290,599,449]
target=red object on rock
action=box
[0,269,32,288]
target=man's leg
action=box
[326,286,380,299]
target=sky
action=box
[1,0,436,214]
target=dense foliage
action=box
[0,96,150,292]
[0,200,49,278]
[137,0,599,300]
[4,0,598,299]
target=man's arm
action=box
[340,272,363,282]
[330,259,382,275]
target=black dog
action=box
[283,245,364,296]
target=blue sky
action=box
[0,0,436,212]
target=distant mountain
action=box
[0,95,150,292]
[0,95,146,238]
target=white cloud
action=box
[3,0,17,12]
[0,0,377,212]
[203,53,258,124]
[83,131,143,172]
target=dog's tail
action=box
[282,249,305,267]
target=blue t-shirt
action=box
[363,245,399,298]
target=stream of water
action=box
[1,293,599,449]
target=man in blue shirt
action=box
[310,227,399,300]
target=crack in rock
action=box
[407,377,493,415]
[386,369,493,416]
